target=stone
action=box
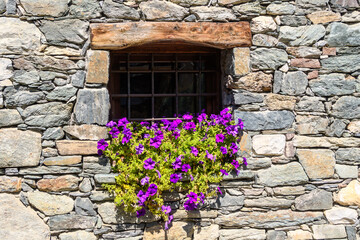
[212,194,245,208]
[296,115,328,135]
[310,74,359,97]
[266,2,295,15]
[144,221,194,240]
[43,156,82,166]
[244,197,293,209]
[27,191,74,216]
[336,148,360,164]
[252,34,278,47]
[297,149,335,179]
[233,1,264,15]
[331,0,359,8]
[346,226,357,240]
[252,135,286,156]
[307,11,341,24]
[83,156,111,175]
[79,178,92,192]
[43,127,64,140]
[233,48,250,76]
[102,231,143,239]
[48,214,97,230]
[295,189,333,211]
[279,25,326,46]
[215,210,322,228]
[12,70,39,85]
[4,90,44,107]
[0,58,13,81]
[0,194,50,240]
[194,224,219,240]
[347,120,360,133]
[47,85,78,102]
[69,0,102,19]
[251,48,288,70]
[235,110,295,131]
[190,6,236,22]
[30,56,78,71]
[286,47,322,58]
[312,225,347,239]
[75,197,96,216]
[219,229,266,240]
[74,88,110,125]
[296,96,325,112]
[250,16,277,33]
[279,71,308,96]
[257,162,308,187]
[325,206,358,224]
[63,125,108,140]
[90,191,114,201]
[37,175,80,192]
[19,166,82,175]
[246,158,272,170]
[233,72,272,92]
[20,0,68,17]
[71,71,86,88]
[308,70,319,80]
[42,148,59,158]
[280,16,309,27]
[342,11,360,22]
[39,19,89,46]
[273,186,306,196]
[94,174,118,184]
[290,58,320,68]
[0,109,23,127]
[287,230,312,240]
[59,231,97,240]
[294,136,360,148]
[321,54,360,73]
[23,102,72,127]
[170,0,209,7]
[0,129,41,168]
[233,90,263,105]
[335,164,358,178]
[0,176,21,193]
[327,118,346,137]
[238,132,252,158]
[331,96,360,119]
[267,231,286,240]
[86,50,109,84]
[335,180,360,206]
[265,94,297,111]
[218,0,250,6]
[102,0,140,20]
[0,0,5,13]
[140,0,188,21]
[0,18,41,55]
[56,140,98,155]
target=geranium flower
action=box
[136,208,146,218]
[161,205,171,214]
[170,173,181,183]
[190,146,198,156]
[135,144,144,155]
[181,164,191,172]
[147,183,158,196]
[220,146,227,155]
[140,176,149,185]
[144,158,155,170]
[216,134,225,143]
[97,139,108,151]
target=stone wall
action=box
[0,0,360,239]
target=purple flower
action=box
[230,143,238,155]
[220,146,227,155]
[217,187,223,195]
[184,199,197,211]
[161,119,170,126]
[144,158,155,170]
[136,208,146,218]
[226,125,238,137]
[197,113,207,122]
[183,114,193,120]
[109,127,120,138]
[118,117,129,127]
[170,173,181,183]
[165,215,174,230]
[183,122,196,131]
[135,144,144,155]
[122,127,132,144]
[243,157,248,166]
[97,150,103,156]
[147,183,158,196]
[216,134,225,143]
[143,133,150,138]
[237,119,244,130]
[190,174,194,181]
[190,146,198,156]
[140,121,150,127]
[140,176,149,185]
[231,159,240,169]
[151,123,158,130]
[97,139,108,151]
[137,190,148,206]
[220,169,228,175]
[155,169,161,179]
[172,130,180,139]
[161,205,171,214]
[220,108,229,116]
[187,192,198,201]
[199,160,204,164]
[206,150,215,161]
[150,136,162,148]
[181,164,191,172]
[172,156,182,169]
[199,192,205,203]
[106,121,117,128]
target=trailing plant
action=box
[97,108,246,229]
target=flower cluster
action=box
[98,108,245,229]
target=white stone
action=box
[194,224,220,240]
[287,230,312,240]
[0,58,13,80]
[335,164,358,179]
[250,16,277,33]
[28,191,74,216]
[324,206,358,225]
[59,230,97,240]
[312,224,347,239]
[219,228,266,240]
[347,120,360,133]
[252,135,286,156]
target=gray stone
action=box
[257,162,309,187]
[246,157,272,170]
[63,125,108,140]
[233,90,263,105]
[232,1,264,15]
[297,0,329,7]
[43,127,64,140]
[220,229,266,240]
[4,90,44,107]
[295,189,333,211]
[0,0,5,13]
[346,226,357,240]
[90,191,114,202]
[0,58,12,81]
[102,230,143,239]
[331,96,360,119]
[79,178,92,192]
[336,148,360,164]
[266,230,286,240]
[170,0,209,7]
[140,0,188,21]
[29,56,78,71]
[335,164,358,178]
[102,0,140,20]
[321,54,360,73]
[310,74,359,97]
[244,197,293,209]
[280,16,309,27]
[69,0,102,19]
[286,46,322,58]
[331,0,359,8]
[6,0,16,14]
[0,109,23,127]
[20,0,68,17]
[74,88,110,125]
[212,194,245,208]
[39,71,66,81]
[59,230,97,240]
[39,19,89,46]
[234,110,295,131]
[0,194,50,240]
[273,71,282,94]
[75,197,96,216]
[191,6,236,21]
[266,2,295,15]
[83,156,111,175]
[19,166,82,175]
[251,48,288,70]
[71,71,86,88]
[23,102,72,127]
[312,225,347,239]
[326,119,346,137]
[296,115,328,135]
[0,129,41,168]
[12,70,39,85]
[296,96,325,112]
[252,34,278,47]
[0,18,42,55]
[43,156,81,166]
[279,71,308,96]
[94,174,117,184]
[48,214,97,230]
[28,191,74,216]
[47,85,78,102]
[327,22,360,47]
[279,25,326,46]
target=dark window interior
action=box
[108,43,221,121]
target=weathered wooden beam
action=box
[90,22,251,50]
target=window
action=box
[108,43,221,121]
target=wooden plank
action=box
[90,22,252,50]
